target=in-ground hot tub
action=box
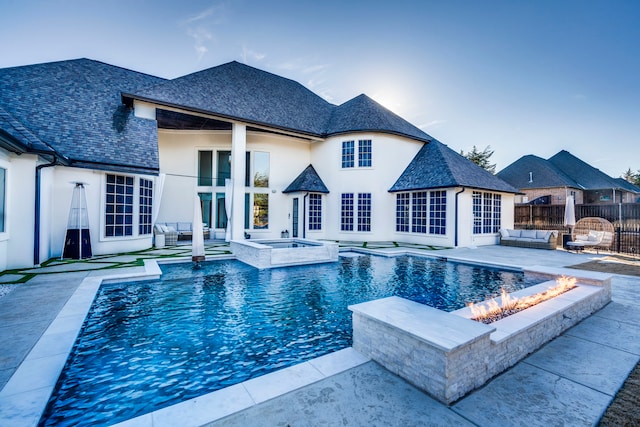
[231,238,339,269]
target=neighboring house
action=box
[0,58,519,271]
[497,150,640,205]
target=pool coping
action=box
[0,249,606,426]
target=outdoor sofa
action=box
[156,222,210,241]
[153,224,178,246]
[499,229,558,250]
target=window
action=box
[199,193,212,228]
[215,151,231,186]
[358,139,372,167]
[395,193,410,232]
[105,174,134,237]
[215,193,227,229]
[138,178,153,235]
[0,168,5,233]
[473,191,501,234]
[341,193,354,231]
[342,141,355,168]
[342,139,373,168]
[492,194,501,232]
[396,191,447,235]
[357,193,371,232]
[412,191,428,233]
[198,151,213,186]
[341,193,371,232]
[253,152,270,188]
[308,194,322,230]
[429,190,446,235]
[253,193,269,229]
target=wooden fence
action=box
[514,203,640,256]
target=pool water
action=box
[39,254,542,426]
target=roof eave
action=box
[122,93,325,141]
[325,129,431,144]
[69,159,159,176]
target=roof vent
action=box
[529,172,533,183]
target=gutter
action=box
[34,156,58,265]
[454,187,465,247]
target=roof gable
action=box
[496,154,579,189]
[547,150,619,190]
[390,140,519,193]
[0,58,165,174]
[283,164,329,193]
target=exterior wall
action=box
[0,151,38,271]
[311,133,424,242]
[516,188,584,205]
[43,167,154,262]
[157,129,311,240]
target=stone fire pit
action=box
[349,266,612,404]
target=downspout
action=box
[34,156,58,265]
[303,192,308,239]
[454,187,465,247]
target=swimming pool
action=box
[39,254,542,426]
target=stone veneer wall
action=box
[349,271,611,405]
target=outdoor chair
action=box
[154,224,178,246]
[567,217,614,253]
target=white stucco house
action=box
[0,58,519,272]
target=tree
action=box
[622,168,640,186]
[460,145,496,174]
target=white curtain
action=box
[192,194,205,261]
[152,173,166,225]
[225,178,233,242]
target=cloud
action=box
[270,58,333,100]
[241,46,266,64]
[181,2,228,61]
[187,27,214,60]
[573,93,587,101]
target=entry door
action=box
[292,198,299,238]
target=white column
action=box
[231,123,247,240]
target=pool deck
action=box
[0,244,638,426]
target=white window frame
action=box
[102,173,153,240]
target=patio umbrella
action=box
[192,194,205,263]
[564,195,576,233]
[225,178,233,242]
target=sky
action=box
[1,0,639,178]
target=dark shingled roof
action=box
[0,106,54,153]
[496,154,579,189]
[497,150,637,193]
[283,164,329,193]
[547,150,621,190]
[127,62,432,142]
[0,58,165,174]
[128,61,334,137]
[325,94,431,142]
[389,140,519,193]
[614,178,640,193]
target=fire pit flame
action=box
[469,276,578,324]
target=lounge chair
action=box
[567,217,614,253]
